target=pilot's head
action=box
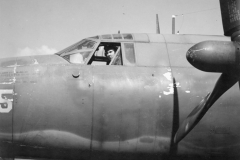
[105,46,117,60]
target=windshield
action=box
[57,39,97,64]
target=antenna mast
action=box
[172,15,175,34]
[156,14,160,34]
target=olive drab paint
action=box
[0,1,240,160]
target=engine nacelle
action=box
[186,41,240,73]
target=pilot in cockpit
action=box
[105,46,117,61]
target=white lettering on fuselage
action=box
[0,89,13,113]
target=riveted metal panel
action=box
[148,34,165,43]
[10,64,94,158]
[135,43,169,67]
[92,65,173,154]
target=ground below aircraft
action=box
[1,0,240,160]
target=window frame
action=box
[87,42,123,66]
[121,42,136,66]
[109,46,122,65]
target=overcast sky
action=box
[0,0,223,58]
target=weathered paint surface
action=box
[0,34,240,160]
[0,63,173,159]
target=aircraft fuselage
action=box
[0,34,239,160]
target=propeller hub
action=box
[186,41,240,73]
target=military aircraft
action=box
[0,0,240,160]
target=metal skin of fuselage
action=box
[0,33,239,160]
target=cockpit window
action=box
[88,42,122,65]
[89,36,99,39]
[124,43,136,64]
[109,48,122,65]
[57,39,97,64]
[72,39,96,51]
[62,50,92,64]
[113,34,122,39]
[123,34,133,40]
[101,34,112,39]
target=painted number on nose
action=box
[0,90,13,113]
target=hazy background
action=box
[0,0,223,58]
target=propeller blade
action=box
[174,73,238,144]
[169,78,179,155]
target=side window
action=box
[87,43,123,66]
[122,43,136,66]
[109,47,122,65]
